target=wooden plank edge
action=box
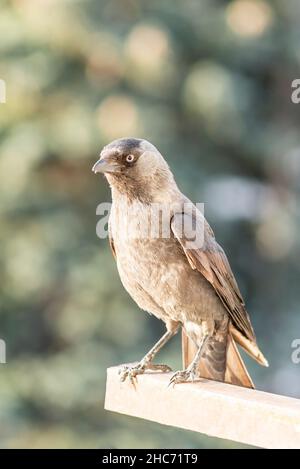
[104,364,300,449]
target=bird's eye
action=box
[126,154,135,164]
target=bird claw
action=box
[168,369,197,387]
[119,362,172,385]
[119,364,143,386]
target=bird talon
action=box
[119,362,172,384]
[168,369,198,387]
[118,364,145,384]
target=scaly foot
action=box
[119,362,172,385]
[168,368,199,387]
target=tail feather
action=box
[229,324,269,368]
[182,326,267,389]
[225,332,254,388]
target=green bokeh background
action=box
[1,0,300,449]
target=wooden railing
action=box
[105,334,300,449]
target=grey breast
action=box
[111,202,226,325]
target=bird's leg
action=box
[119,323,179,384]
[169,333,209,386]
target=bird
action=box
[92,137,268,388]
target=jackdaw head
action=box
[92,137,175,201]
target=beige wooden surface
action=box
[105,364,300,449]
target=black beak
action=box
[92,157,121,174]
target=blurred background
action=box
[0,0,300,449]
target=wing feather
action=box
[171,212,255,341]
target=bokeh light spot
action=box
[226,0,274,38]
[96,94,141,141]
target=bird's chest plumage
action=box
[109,198,225,324]
[110,200,182,312]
